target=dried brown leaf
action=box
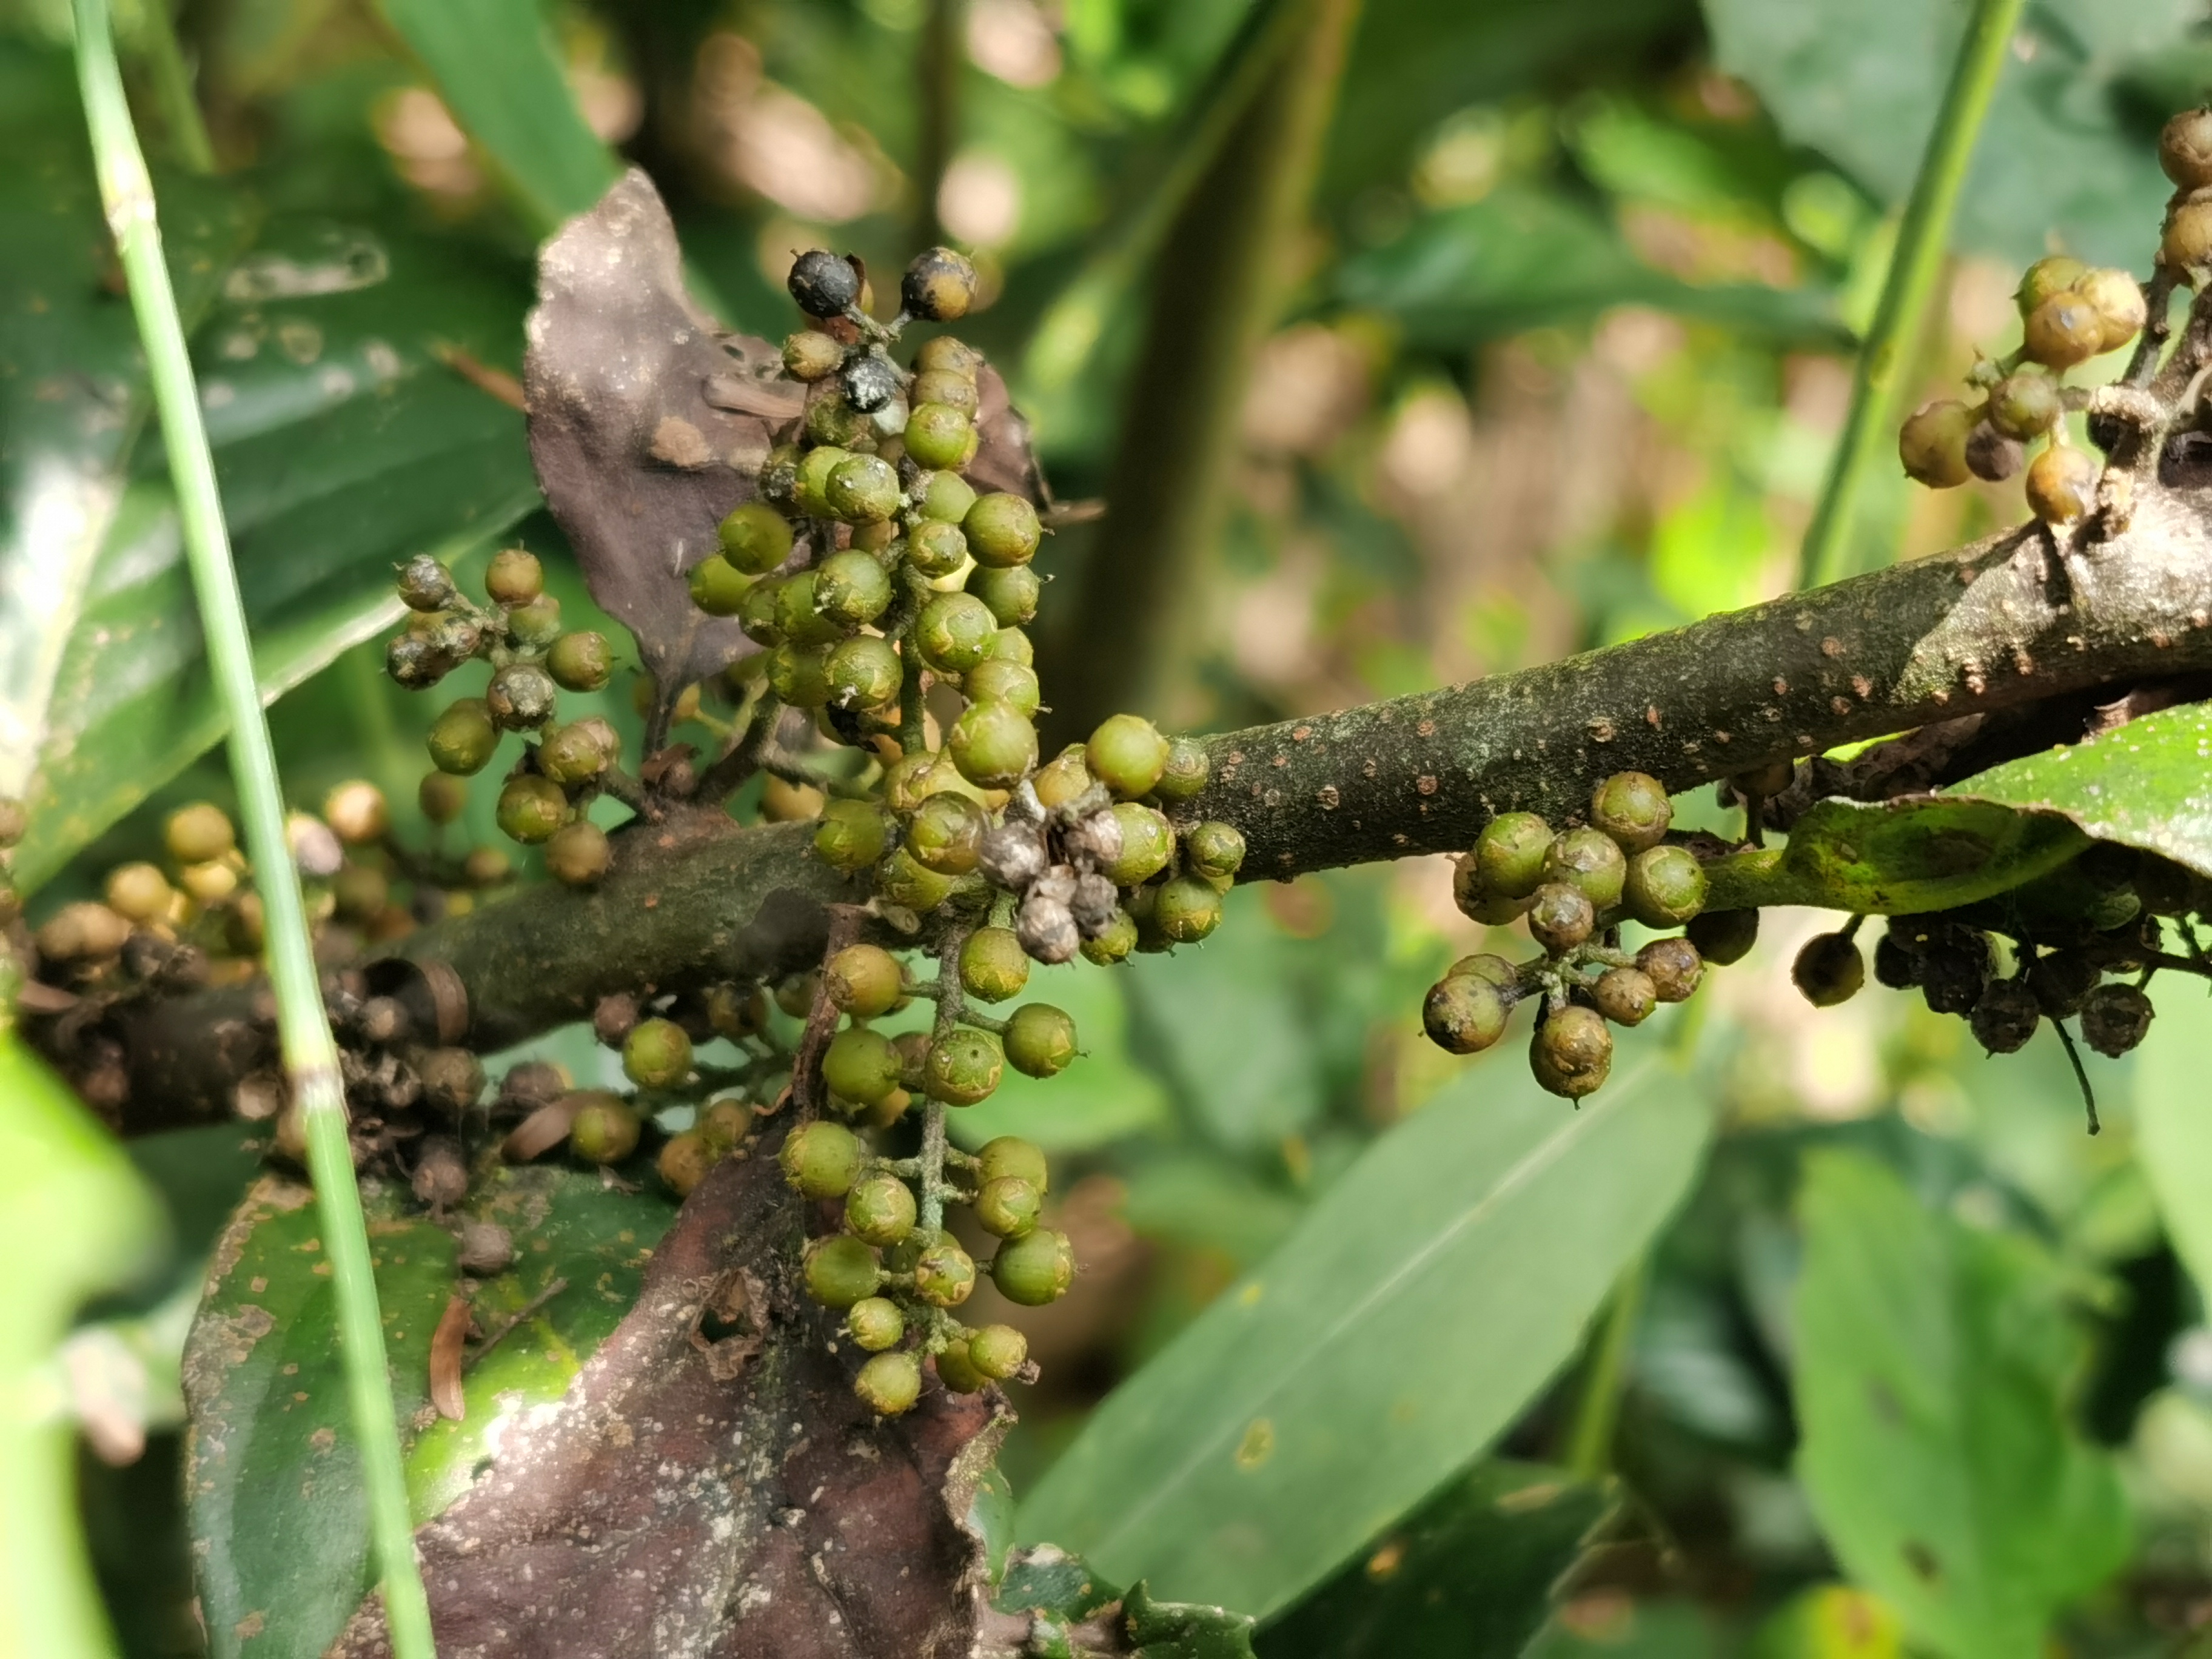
[429,1294,471,1422]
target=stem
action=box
[67,7,435,1655]
[913,0,962,250]
[919,923,973,1233]
[1795,0,2026,589]
[125,0,215,175]
[1563,1255,1647,1481]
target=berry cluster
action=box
[1426,771,1714,1099]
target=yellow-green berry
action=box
[547,630,614,691]
[960,927,1030,1002]
[1473,813,1552,899]
[964,493,1041,569]
[846,1296,905,1351]
[496,774,568,843]
[1087,714,1169,799]
[845,1172,918,1247]
[1005,1003,1077,1078]
[948,699,1038,788]
[816,799,891,870]
[825,1026,904,1105]
[781,1119,863,1199]
[975,1175,1041,1239]
[992,1227,1074,1306]
[914,1234,977,1307]
[825,943,905,1018]
[969,1324,1028,1381]
[429,701,500,775]
[806,1235,882,1309]
[623,1017,693,1089]
[927,1028,1003,1105]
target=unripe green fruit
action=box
[1153,876,1223,944]
[970,1324,1028,1381]
[826,634,903,709]
[1153,737,1210,801]
[846,1296,905,1352]
[912,368,979,412]
[1532,1005,1611,1099]
[2016,255,2086,316]
[927,1028,1004,1104]
[623,1017,694,1088]
[497,774,568,844]
[846,1172,919,1246]
[794,446,850,518]
[915,335,984,377]
[1087,714,1170,799]
[1102,803,1175,885]
[758,444,802,508]
[397,553,457,611]
[429,700,499,775]
[1454,862,1529,925]
[1005,1003,1078,1078]
[976,1175,1041,1239]
[781,1119,863,1198]
[986,627,1031,666]
[698,1099,751,1148]
[993,1227,1074,1306]
[816,799,890,870]
[2026,444,2099,525]
[2022,295,2104,370]
[1792,932,1863,1007]
[689,555,751,616]
[1543,827,1626,910]
[917,469,977,523]
[776,571,846,646]
[2165,109,2212,187]
[977,1136,1047,1192]
[1185,821,1245,881]
[805,392,872,450]
[948,699,1039,788]
[905,403,976,470]
[825,1026,904,1105]
[546,820,611,886]
[658,1130,716,1198]
[506,595,563,648]
[934,1339,987,1393]
[907,518,969,578]
[908,792,987,876]
[960,926,1030,1002]
[853,1351,923,1418]
[1473,813,1552,899]
[2082,982,2154,1056]
[1684,908,1758,966]
[2076,267,2147,353]
[1592,967,1656,1027]
[737,575,786,646]
[1423,974,1508,1054]
[1987,372,2061,441]
[902,246,978,321]
[957,662,1037,726]
[1623,844,1706,928]
[1527,881,1595,953]
[1898,399,1973,489]
[826,943,905,1017]
[814,549,893,626]
[1637,936,1703,1002]
[782,329,843,381]
[768,643,833,708]
[1032,745,1093,809]
[876,844,959,911]
[547,629,614,691]
[806,1235,882,1310]
[419,771,468,825]
[1446,953,1519,990]
[916,592,998,673]
[1589,771,1671,853]
[1081,909,1138,964]
[964,493,1042,568]
[570,1094,640,1164]
[826,454,900,524]
[487,662,558,729]
[914,1235,977,1307]
[486,548,544,605]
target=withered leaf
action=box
[428,1294,471,1422]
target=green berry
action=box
[816,799,890,871]
[916,592,998,673]
[429,701,499,775]
[1898,400,1973,489]
[1153,876,1222,944]
[1081,909,1138,964]
[775,570,846,646]
[2026,445,2099,525]
[936,1340,987,1393]
[1637,936,1703,1002]
[977,1136,1047,1191]
[960,927,1030,1002]
[914,1235,977,1307]
[737,575,786,645]
[782,329,843,381]
[905,403,975,470]
[1543,828,1626,910]
[964,493,1042,568]
[986,628,1033,666]
[1623,845,1706,928]
[825,943,905,1017]
[948,699,1038,788]
[781,1119,863,1198]
[918,470,977,523]
[1589,771,1671,853]
[757,444,802,508]
[1423,974,1508,1054]
[907,518,969,578]
[913,367,979,411]
[1988,372,2062,441]
[1185,822,1244,881]
[1531,1005,1611,1099]
[846,1172,918,1246]
[1792,931,1864,1008]
[1005,1003,1078,1078]
[546,820,611,886]
[825,1026,904,1104]
[496,774,568,844]
[965,658,1041,718]
[1591,967,1656,1027]
[697,1098,751,1147]
[916,335,984,377]
[854,1349,921,1416]
[768,643,833,708]
[486,548,543,605]
[1527,881,1595,953]
[569,1094,640,1164]
[1473,813,1552,899]
[689,555,751,616]
[486,662,558,729]
[976,1176,1041,1239]
[1031,745,1092,809]
[876,845,958,911]
[847,1296,905,1351]
[418,772,467,825]
[1684,908,1758,966]
[805,1235,882,1309]
[623,1017,693,1088]
[814,549,893,627]
[1446,953,1520,989]
[1087,714,1169,799]
[546,630,613,691]
[902,246,978,321]
[2016,255,2086,316]
[826,454,900,524]
[794,446,850,518]
[658,1130,716,1197]
[1102,803,1175,886]
[506,595,563,648]
[904,793,984,877]
[826,634,903,710]
[969,565,1040,627]
[2022,295,2103,370]
[1155,738,1210,800]
[805,393,873,450]
[927,1028,1003,1104]
[993,1227,1074,1306]
[1454,868,1529,926]
[969,1324,1028,1381]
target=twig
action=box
[696,691,785,802]
[463,1276,569,1372]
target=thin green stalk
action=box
[1796,0,2025,589]
[121,0,215,175]
[1562,1255,1647,1481]
[68,5,435,1654]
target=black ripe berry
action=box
[1685,908,1759,967]
[1792,931,1864,1008]
[1871,927,1922,990]
[1969,979,2041,1054]
[788,249,862,317]
[1919,937,1989,1016]
[842,353,900,413]
[2080,983,2154,1057]
[902,247,979,322]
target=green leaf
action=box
[1255,1461,1611,1658]
[1015,1053,1713,1619]
[1124,1581,1261,1659]
[2132,997,2212,1298]
[1791,1150,2131,1659]
[373,0,618,232]
[1704,0,2182,267]
[992,1547,1257,1659]
[0,1031,164,1659]
[948,961,1171,1154]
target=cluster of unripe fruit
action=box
[1426,771,1711,1099]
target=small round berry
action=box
[805,1235,882,1309]
[977,1136,1047,1191]
[948,699,1039,788]
[846,1172,919,1247]
[1637,936,1703,1002]
[1684,908,1758,967]
[960,927,1030,1002]
[964,494,1042,569]
[1589,772,1671,853]
[545,820,611,886]
[905,403,976,471]
[689,555,751,617]
[776,570,848,646]
[993,1227,1075,1306]
[1920,939,1991,1015]
[429,702,499,775]
[658,1130,717,1198]
[781,1119,863,1199]
[971,574,1042,643]
[782,329,843,381]
[623,1017,694,1089]
[1970,978,2041,1054]
[893,1031,933,1092]
[38,900,130,961]
[1423,974,1508,1054]
[1871,929,1921,990]
[321,780,389,846]
[912,368,979,412]
[1005,1003,1078,1078]
[969,1324,1028,1381]
[985,627,1032,666]
[506,595,563,648]
[936,1340,987,1394]
[914,1234,977,1307]
[1532,1005,1612,1099]
[1473,813,1552,899]
[907,793,987,877]
[463,845,513,886]
[697,1099,751,1148]
[486,548,543,605]
[1153,875,1224,944]
[2164,200,2212,269]
[976,1176,1041,1239]
[569,1093,640,1165]
[487,662,558,729]
[2022,295,2104,370]
[2028,950,2100,1018]
[537,717,617,787]
[397,554,457,611]
[2081,982,2154,1057]
[496,774,568,844]
[907,518,970,578]
[826,454,900,525]
[719,502,796,575]
[1543,827,1627,911]
[1446,953,1519,990]
[418,771,468,825]
[1185,821,1245,882]
[826,943,905,1018]
[178,859,238,905]
[876,845,958,912]
[1101,803,1175,886]
[793,446,851,519]
[1592,967,1657,1027]
[1087,714,1170,799]
[816,799,890,871]
[546,629,614,692]
[1791,932,1864,1008]
[1030,745,1093,810]
[385,634,443,689]
[768,643,833,709]
[825,1027,904,1105]
[2016,255,2086,317]
[1081,909,1138,964]
[965,657,1041,717]
[927,1028,1004,1105]
[840,352,900,414]
[2162,109,2212,188]
[855,1343,923,1411]
[902,247,979,321]
[916,335,984,377]
[1898,399,1974,488]
[758,444,802,507]
[1965,423,2024,484]
[2076,267,2147,353]
[917,469,978,523]
[846,1296,905,1352]
[99,860,168,925]
[1155,738,1210,801]
[736,576,787,646]
[1017,893,1080,964]
[2026,445,2099,525]
[916,592,998,674]
[1623,845,1706,928]
[787,249,862,317]
[826,634,903,709]
[1987,373,2062,441]
[1527,882,1595,953]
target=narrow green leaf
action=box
[1016,1054,1712,1619]
[1792,1150,2130,1659]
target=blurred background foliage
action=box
[12,0,2212,1652]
